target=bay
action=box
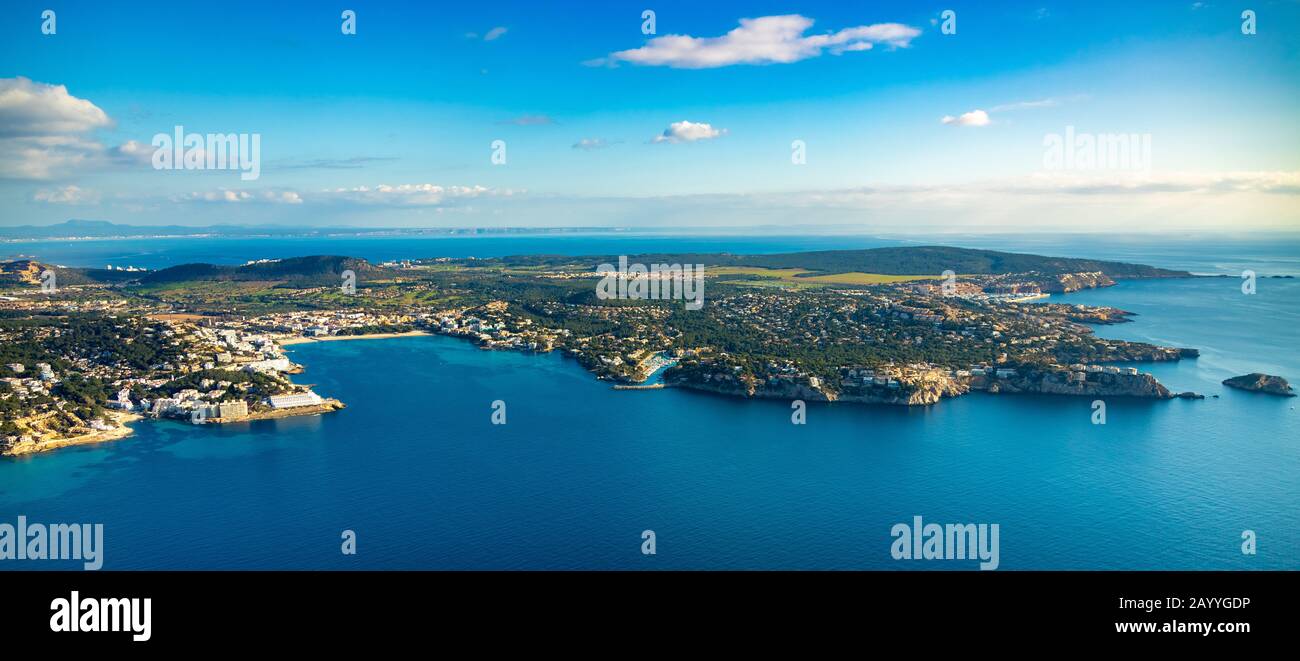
[1,235,1297,570]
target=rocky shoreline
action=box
[206,399,347,423]
[664,367,1193,407]
[971,370,1175,399]
[2,411,142,458]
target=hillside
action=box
[138,255,383,285]
[0,260,105,287]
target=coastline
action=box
[277,330,431,346]
[208,399,346,423]
[2,410,142,458]
[1,333,396,460]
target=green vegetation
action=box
[154,368,293,400]
[335,324,414,335]
[0,314,185,374]
[475,246,1189,278]
[139,255,379,285]
[711,266,948,287]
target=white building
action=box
[267,391,324,409]
[151,398,179,414]
[244,358,293,374]
[109,388,134,410]
[218,400,249,419]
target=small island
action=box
[1222,373,1296,397]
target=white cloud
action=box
[484,26,508,41]
[572,138,613,151]
[942,96,1078,128]
[597,15,920,68]
[272,191,304,204]
[374,171,1299,232]
[33,185,100,205]
[0,135,104,179]
[0,77,149,180]
[31,171,1299,232]
[319,184,510,206]
[941,109,991,127]
[179,189,303,204]
[988,98,1059,112]
[109,140,155,165]
[156,184,513,208]
[0,77,111,137]
[653,120,726,143]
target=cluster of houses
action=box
[115,380,325,424]
[263,310,420,338]
[1068,363,1139,377]
[0,295,131,314]
[99,322,335,423]
[890,304,945,324]
[433,309,566,354]
[2,361,57,391]
[1,363,63,441]
[2,361,112,447]
[192,326,293,372]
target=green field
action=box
[709,266,946,288]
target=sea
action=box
[1,232,1296,570]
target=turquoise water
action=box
[0,237,1297,569]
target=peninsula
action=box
[1,245,1230,456]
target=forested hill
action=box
[489,246,1190,278]
[138,256,380,284]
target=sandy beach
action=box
[277,330,431,346]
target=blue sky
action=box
[2,0,1298,231]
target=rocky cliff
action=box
[972,370,1172,398]
[668,370,969,406]
[668,366,1179,406]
